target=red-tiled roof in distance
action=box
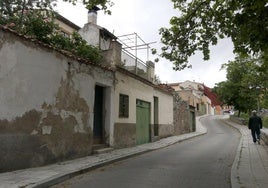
[202,84,222,106]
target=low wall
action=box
[229,115,247,125]
[261,129,268,145]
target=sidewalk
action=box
[223,118,268,188]
[0,117,207,188]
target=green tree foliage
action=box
[0,0,109,63]
[214,54,267,115]
[159,0,268,70]
[0,0,55,37]
[62,0,114,14]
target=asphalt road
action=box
[52,116,241,188]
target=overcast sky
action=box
[56,0,235,88]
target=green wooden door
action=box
[136,100,150,145]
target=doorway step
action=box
[92,144,113,154]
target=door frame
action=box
[93,85,105,144]
[136,99,151,145]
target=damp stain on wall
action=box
[0,63,93,172]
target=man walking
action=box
[248,110,263,144]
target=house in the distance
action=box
[202,84,223,115]
[169,81,208,115]
[169,81,221,116]
[55,13,81,37]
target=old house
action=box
[55,13,81,37]
[0,9,176,172]
[169,81,213,116]
[76,8,175,147]
[0,25,115,172]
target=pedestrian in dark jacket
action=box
[248,110,263,144]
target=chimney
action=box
[88,6,100,24]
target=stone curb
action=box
[31,150,150,188]
[228,122,244,188]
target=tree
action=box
[0,0,113,30]
[159,0,268,70]
[0,0,55,36]
[214,54,267,116]
[62,0,114,14]
[215,81,248,117]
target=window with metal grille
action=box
[119,94,129,118]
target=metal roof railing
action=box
[117,33,156,80]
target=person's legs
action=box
[251,129,257,143]
[256,128,261,144]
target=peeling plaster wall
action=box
[0,40,64,120]
[0,30,114,172]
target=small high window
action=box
[119,94,129,118]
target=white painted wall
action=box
[115,72,153,123]
[114,72,173,126]
[79,23,100,48]
[79,24,111,51]
[153,89,173,125]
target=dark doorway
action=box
[153,96,159,136]
[93,85,104,144]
